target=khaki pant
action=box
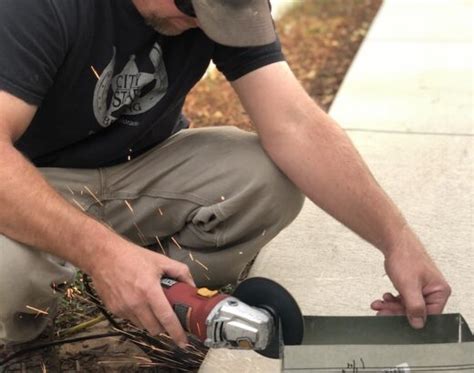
[0,127,304,343]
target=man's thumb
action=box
[404,287,427,329]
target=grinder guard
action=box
[233,277,304,358]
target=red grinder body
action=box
[161,278,228,342]
[161,277,304,359]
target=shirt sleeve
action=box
[0,0,72,105]
[212,35,285,82]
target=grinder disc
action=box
[233,277,304,358]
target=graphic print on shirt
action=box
[93,42,168,128]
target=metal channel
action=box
[282,314,474,373]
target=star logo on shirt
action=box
[93,42,168,128]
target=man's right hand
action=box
[89,241,195,348]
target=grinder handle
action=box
[161,278,228,342]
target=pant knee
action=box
[0,235,75,343]
[158,127,305,287]
[189,127,304,245]
[227,130,304,231]
[256,160,305,230]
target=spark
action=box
[41,361,47,373]
[203,273,211,281]
[72,198,86,212]
[239,251,243,255]
[158,208,164,216]
[25,305,49,316]
[195,259,208,271]
[188,251,195,262]
[90,65,100,80]
[103,221,114,231]
[134,222,147,245]
[66,185,74,195]
[155,236,166,255]
[124,200,134,214]
[66,288,75,299]
[220,196,226,201]
[171,236,183,250]
[261,230,266,236]
[84,186,103,206]
[114,329,176,358]
[73,286,82,295]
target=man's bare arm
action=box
[0,91,192,347]
[232,62,451,327]
[0,92,112,271]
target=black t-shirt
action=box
[0,0,284,168]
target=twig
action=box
[0,333,123,367]
[59,315,106,337]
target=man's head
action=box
[132,0,276,47]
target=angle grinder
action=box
[161,277,304,358]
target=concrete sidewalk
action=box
[200,1,473,371]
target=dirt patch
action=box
[0,0,382,371]
[184,0,382,131]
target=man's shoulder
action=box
[0,0,91,13]
[0,0,94,30]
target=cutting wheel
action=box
[233,277,304,358]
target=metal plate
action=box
[302,313,474,345]
[283,314,474,372]
[283,343,474,372]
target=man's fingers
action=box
[371,293,401,310]
[376,310,398,316]
[371,299,405,314]
[401,284,427,329]
[371,299,384,310]
[147,286,188,348]
[134,305,165,336]
[382,292,399,302]
[163,259,196,287]
[424,285,451,314]
[127,314,145,330]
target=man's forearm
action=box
[260,102,407,255]
[0,140,121,273]
[234,61,450,325]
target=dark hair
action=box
[174,0,196,17]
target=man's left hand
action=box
[371,226,451,329]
